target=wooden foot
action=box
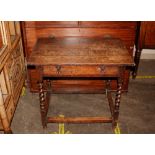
[38,82,47,128]
[113,78,122,128]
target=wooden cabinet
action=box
[133,21,155,78]
[0,27,3,49]
[22,21,138,93]
[0,21,25,133]
[140,21,155,49]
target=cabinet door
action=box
[8,40,25,103]
[0,70,11,108]
[143,22,155,48]
[0,26,3,49]
[8,21,19,45]
[0,22,8,65]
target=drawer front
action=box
[43,65,120,77]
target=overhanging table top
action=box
[28,37,134,66]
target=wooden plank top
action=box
[28,37,134,66]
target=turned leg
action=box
[106,80,114,116]
[113,78,122,128]
[0,88,12,134]
[132,49,142,79]
[44,80,51,116]
[38,82,47,128]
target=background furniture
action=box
[133,21,155,78]
[22,21,138,93]
[0,21,25,133]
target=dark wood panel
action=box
[34,27,136,39]
[28,77,129,93]
[25,27,136,57]
[131,21,155,78]
[144,22,155,48]
[25,21,137,29]
[25,21,79,28]
[80,21,137,29]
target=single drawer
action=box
[43,65,120,77]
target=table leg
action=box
[113,78,122,128]
[45,80,51,116]
[106,80,114,116]
[132,49,142,78]
[38,82,47,128]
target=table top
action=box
[28,37,134,66]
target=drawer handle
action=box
[55,65,61,74]
[98,65,105,73]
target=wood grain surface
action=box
[22,21,137,93]
[28,37,134,66]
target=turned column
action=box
[38,82,47,128]
[113,78,122,128]
[44,79,51,116]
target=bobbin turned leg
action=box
[112,78,122,129]
[38,82,47,128]
[106,80,114,117]
[44,80,51,116]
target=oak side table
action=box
[27,37,134,131]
